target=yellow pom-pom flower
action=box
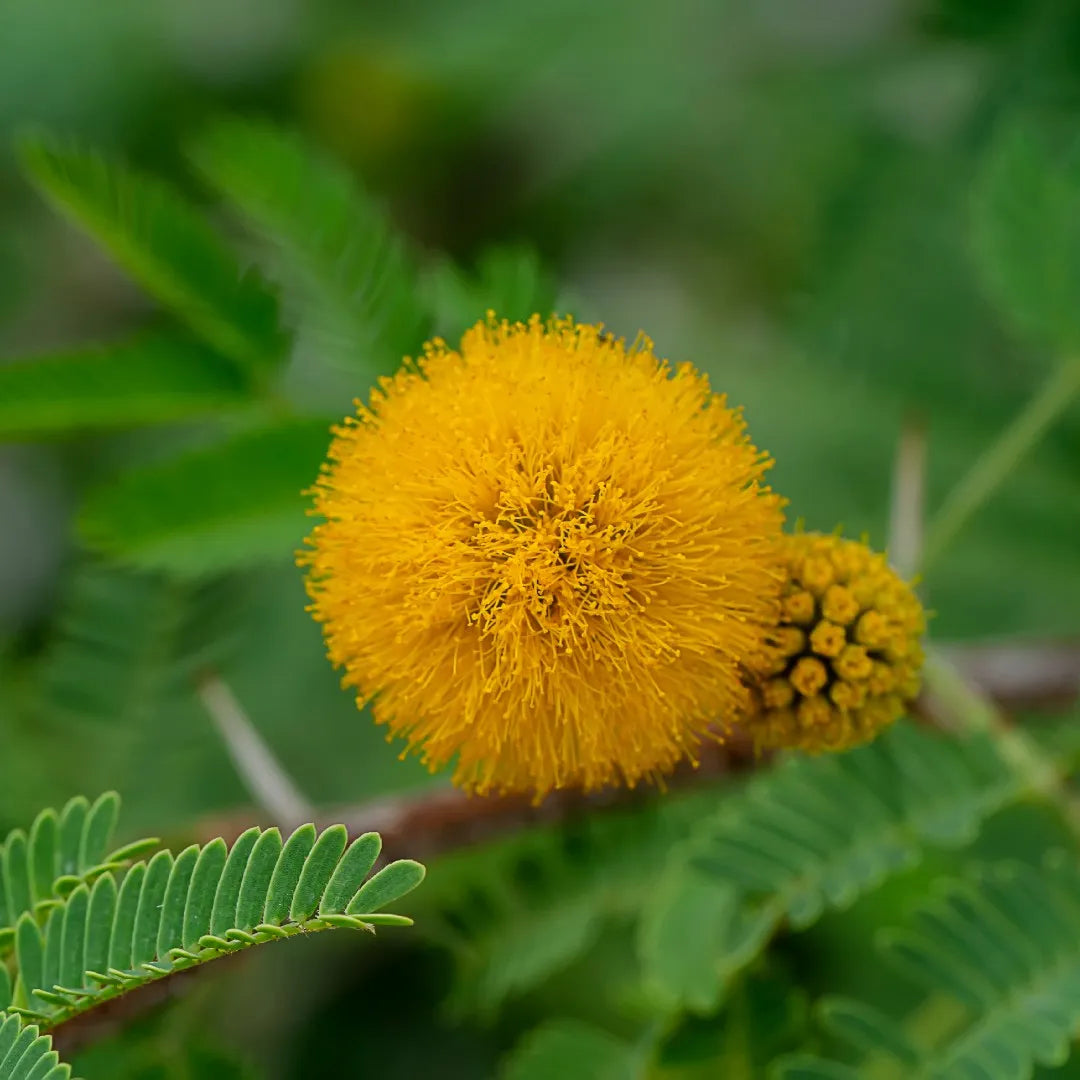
[744,533,925,753]
[301,314,786,797]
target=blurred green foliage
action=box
[2,0,1080,1076]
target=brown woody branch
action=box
[51,637,1079,1051]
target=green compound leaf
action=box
[971,121,1080,348]
[786,859,1080,1079]
[0,336,250,439]
[189,118,428,378]
[36,563,247,728]
[639,721,1022,1014]
[0,1013,75,1080]
[0,794,157,958]
[427,788,710,1018]
[502,1020,639,1080]
[9,825,422,1030]
[76,418,333,576]
[426,245,559,339]
[19,136,285,381]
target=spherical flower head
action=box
[301,314,786,798]
[744,532,925,754]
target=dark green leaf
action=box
[20,137,285,379]
[77,418,332,576]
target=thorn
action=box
[196,673,314,831]
[888,412,926,580]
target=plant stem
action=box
[921,355,1080,572]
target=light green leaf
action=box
[20,138,285,380]
[11,824,420,1031]
[36,565,246,727]
[0,336,250,439]
[77,418,332,576]
[189,118,427,377]
[637,863,738,1013]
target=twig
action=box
[888,413,927,580]
[921,355,1080,572]
[195,638,1080,859]
[196,673,314,832]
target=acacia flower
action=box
[744,532,925,753]
[301,314,786,798]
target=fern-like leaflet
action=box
[776,857,1080,1080]
[638,722,1021,1012]
[6,823,423,1028]
[0,794,158,956]
[429,722,1021,1016]
[0,1013,75,1080]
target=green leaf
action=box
[319,833,381,916]
[15,915,45,1013]
[84,875,118,982]
[802,861,1080,1078]
[0,1014,72,1080]
[106,860,144,976]
[77,418,332,576]
[661,723,1021,990]
[19,136,285,380]
[0,1015,71,1080]
[2,836,32,932]
[78,793,119,874]
[37,563,246,728]
[189,118,427,377]
[264,825,316,926]
[637,863,739,1013]
[11,824,421,1031]
[27,813,58,908]
[771,1056,863,1080]
[0,336,250,439]
[817,998,921,1067]
[58,886,89,989]
[428,788,713,1016]
[210,828,260,937]
[502,1020,639,1080]
[131,852,171,967]
[971,122,1080,347]
[235,828,282,932]
[289,826,348,923]
[426,246,558,338]
[346,859,426,915]
[182,840,228,951]
[156,846,198,958]
[1,794,143,964]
